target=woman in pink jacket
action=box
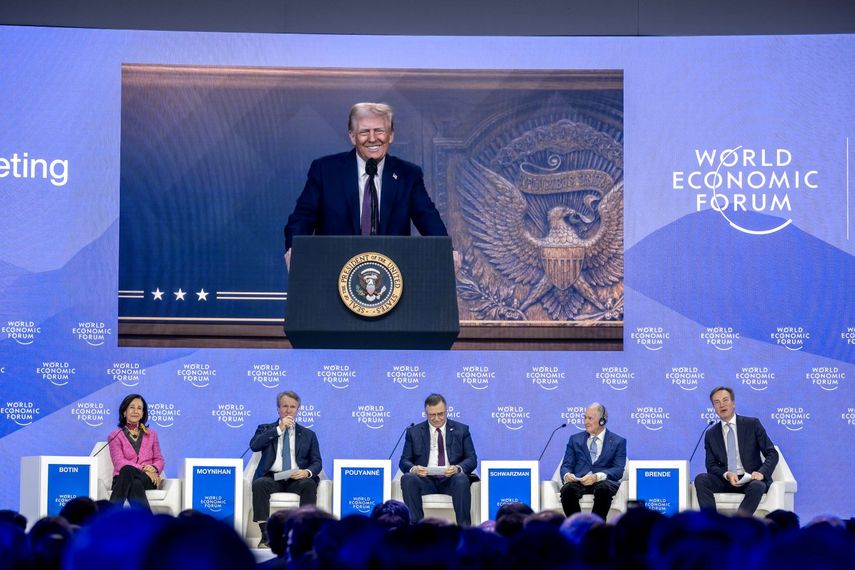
[107,393,165,509]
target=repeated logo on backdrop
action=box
[3,321,42,345]
[178,363,216,388]
[458,366,493,390]
[317,364,355,389]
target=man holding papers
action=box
[694,386,778,515]
[250,390,322,547]
[399,393,478,526]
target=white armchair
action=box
[89,442,182,516]
[242,451,333,539]
[540,461,629,522]
[690,445,797,516]
[391,470,481,525]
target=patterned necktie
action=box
[360,174,377,235]
[590,436,598,464]
[281,428,292,470]
[725,423,737,473]
[436,427,446,466]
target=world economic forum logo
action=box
[805,366,844,392]
[770,326,809,351]
[297,404,321,429]
[37,362,75,387]
[2,320,41,345]
[178,363,216,388]
[560,406,587,430]
[841,408,855,427]
[700,327,739,351]
[1,401,41,426]
[211,404,251,428]
[107,362,146,387]
[666,367,703,392]
[71,402,110,427]
[150,403,181,428]
[736,366,775,391]
[387,364,424,390]
[672,146,818,235]
[631,406,671,431]
[348,495,375,514]
[630,326,670,351]
[200,495,227,513]
[492,406,530,431]
[771,407,811,431]
[597,366,634,391]
[72,321,112,347]
[317,364,355,389]
[457,366,493,390]
[527,366,565,391]
[247,364,285,389]
[352,405,390,430]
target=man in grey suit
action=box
[559,402,627,520]
[694,386,778,515]
[399,393,478,526]
[250,390,322,547]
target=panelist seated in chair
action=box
[250,390,322,548]
[107,393,164,510]
[694,386,778,515]
[399,393,478,526]
[559,402,627,520]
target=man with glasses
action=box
[694,386,778,515]
[399,393,478,525]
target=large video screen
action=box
[0,27,852,519]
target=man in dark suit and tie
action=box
[694,386,778,515]
[559,402,627,520]
[399,393,478,526]
[250,390,322,547]
[283,102,448,264]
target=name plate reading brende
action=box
[338,252,403,317]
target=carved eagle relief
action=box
[458,158,623,321]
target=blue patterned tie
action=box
[282,428,292,470]
[590,436,598,464]
[725,423,737,473]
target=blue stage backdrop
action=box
[0,27,853,521]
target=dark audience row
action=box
[1,498,853,570]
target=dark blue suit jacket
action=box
[249,422,322,482]
[560,429,627,484]
[284,150,448,250]
[703,414,778,488]
[399,420,478,479]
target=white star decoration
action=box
[152,288,164,301]
[174,288,187,301]
[196,289,209,301]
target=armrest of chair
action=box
[540,480,561,511]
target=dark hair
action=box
[708,386,735,403]
[117,394,149,427]
[424,393,447,408]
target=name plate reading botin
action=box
[338,252,403,317]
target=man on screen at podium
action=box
[399,393,478,526]
[283,102,448,268]
[559,402,627,520]
[249,390,322,547]
[694,386,778,515]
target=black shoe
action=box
[257,538,270,549]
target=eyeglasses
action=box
[427,411,446,419]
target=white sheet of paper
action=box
[274,469,294,481]
[426,466,447,476]
[732,473,753,486]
